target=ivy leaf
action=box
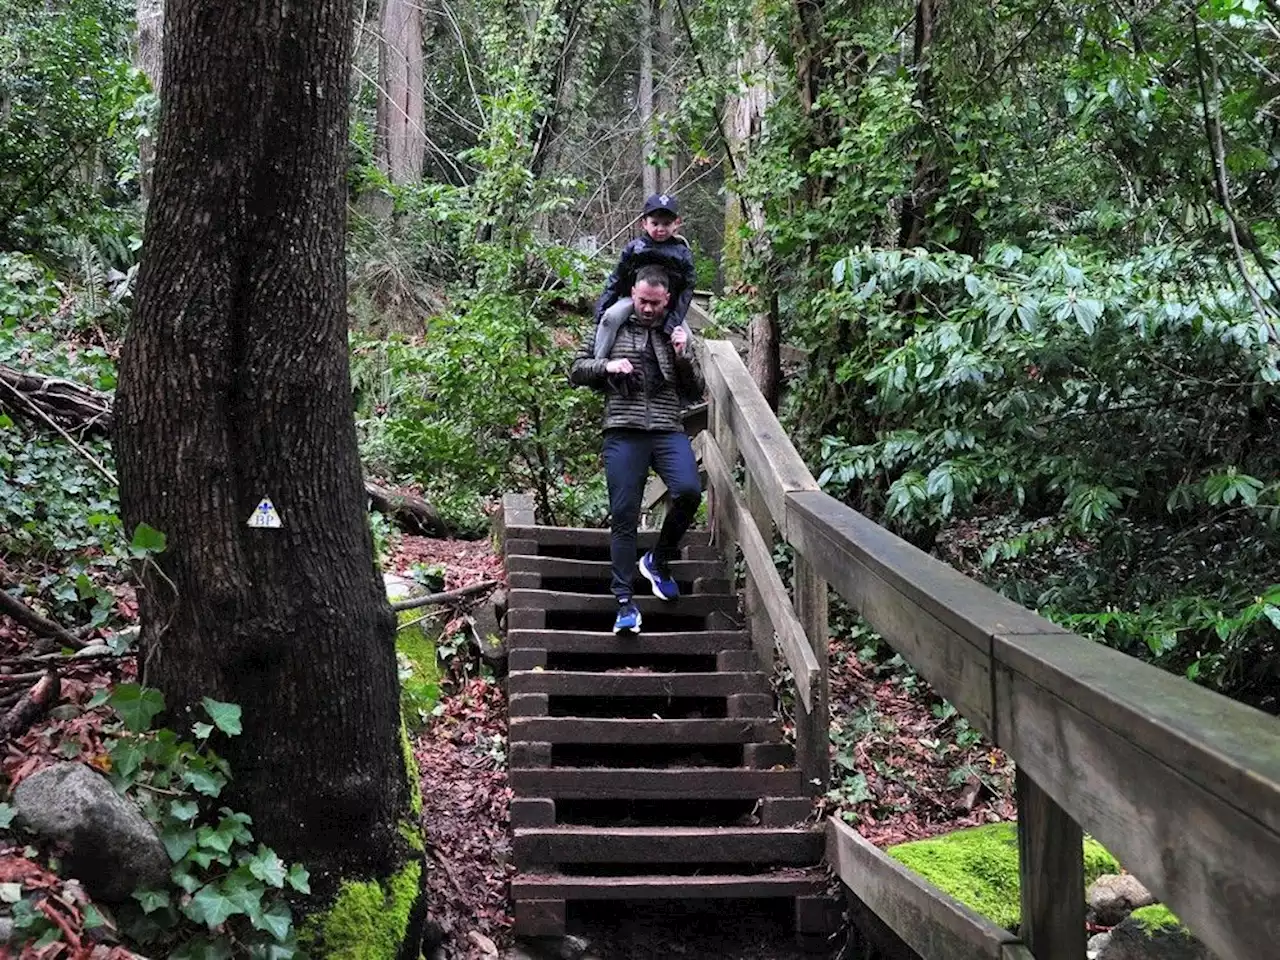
[108,684,165,732]
[256,900,293,941]
[0,882,21,904]
[109,739,145,779]
[0,803,16,829]
[1263,605,1280,631]
[201,698,242,736]
[248,845,288,887]
[169,799,200,822]
[133,888,171,914]
[130,522,167,554]
[184,880,242,928]
[183,766,226,797]
[286,863,311,894]
[192,722,214,740]
[162,825,198,862]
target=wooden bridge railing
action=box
[696,338,1280,960]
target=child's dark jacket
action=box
[594,234,696,333]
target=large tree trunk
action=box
[113,0,424,948]
[376,0,426,184]
[639,0,658,197]
[134,0,164,203]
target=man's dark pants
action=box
[603,428,702,600]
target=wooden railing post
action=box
[743,474,775,675]
[1017,768,1085,960]
[793,553,829,794]
[706,397,739,585]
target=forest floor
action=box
[0,522,1013,959]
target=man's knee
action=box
[670,486,702,511]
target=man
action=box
[570,265,705,635]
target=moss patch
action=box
[301,860,422,960]
[396,609,441,730]
[887,822,1119,930]
[1131,904,1186,936]
[400,717,423,817]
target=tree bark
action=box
[655,0,677,193]
[639,0,658,197]
[113,0,423,944]
[135,0,164,204]
[748,292,781,411]
[376,0,426,184]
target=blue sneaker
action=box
[613,600,642,635]
[639,552,680,601]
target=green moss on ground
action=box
[396,609,441,729]
[300,860,422,960]
[1130,904,1187,936]
[886,822,1119,930]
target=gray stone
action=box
[0,917,13,944]
[1087,873,1157,926]
[1089,932,1113,959]
[12,762,170,903]
[557,934,591,960]
[1099,911,1216,960]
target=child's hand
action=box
[671,326,688,355]
[606,359,634,374]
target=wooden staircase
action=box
[500,498,836,947]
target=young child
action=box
[592,193,696,362]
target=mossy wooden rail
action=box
[697,337,1280,960]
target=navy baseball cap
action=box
[642,192,679,217]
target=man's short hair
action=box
[634,265,670,290]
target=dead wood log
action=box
[0,587,85,652]
[365,480,451,536]
[388,579,499,613]
[0,364,113,435]
[0,669,60,740]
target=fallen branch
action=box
[365,480,451,537]
[389,580,499,613]
[0,587,85,652]
[0,363,113,435]
[0,669,60,740]
[2,648,131,670]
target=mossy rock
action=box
[396,609,442,730]
[1129,905,1187,936]
[886,822,1119,930]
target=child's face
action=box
[643,213,680,242]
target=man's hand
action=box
[606,358,634,375]
[671,325,688,355]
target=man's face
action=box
[632,280,670,324]
[642,213,679,242]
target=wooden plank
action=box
[701,340,818,536]
[994,632,1280,838]
[506,525,712,549]
[511,871,823,900]
[505,555,724,581]
[698,432,819,712]
[793,554,830,793]
[508,670,767,698]
[743,472,778,676]
[995,664,1280,960]
[786,496,994,736]
[514,826,822,864]
[506,589,737,615]
[1016,769,1085,960]
[826,818,1019,960]
[506,629,750,654]
[510,717,781,745]
[785,490,1067,648]
[509,767,804,799]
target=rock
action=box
[469,600,506,674]
[384,573,424,602]
[1099,906,1216,960]
[558,934,591,960]
[501,947,538,960]
[469,930,500,956]
[0,917,13,944]
[1088,873,1157,926]
[1089,932,1113,959]
[12,762,170,903]
[73,643,114,657]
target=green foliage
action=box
[0,0,148,254]
[11,687,308,958]
[396,611,442,730]
[1131,904,1187,936]
[298,860,422,960]
[887,822,1119,931]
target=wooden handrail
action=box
[697,337,1280,960]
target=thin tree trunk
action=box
[639,0,658,197]
[899,0,938,249]
[655,0,677,193]
[114,0,424,945]
[377,0,426,184]
[748,293,781,410]
[135,0,163,204]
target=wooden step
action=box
[510,717,781,745]
[514,826,823,865]
[509,767,804,799]
[507,629,750,654]
[507,589,738,614]
[506,555,725,580]
[507,525,713,549]
[511,870,824,900]
[509,670,768,698]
